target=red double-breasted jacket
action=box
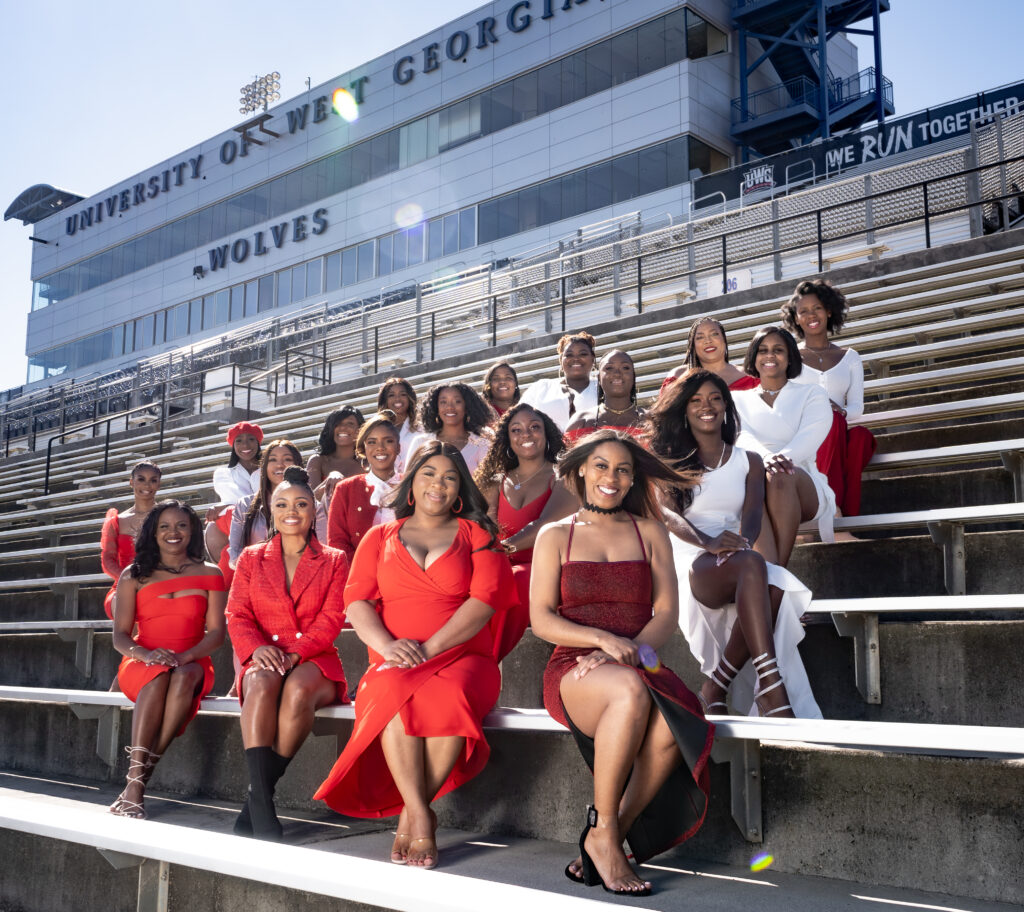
[326,474,378,563]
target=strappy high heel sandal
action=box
[109,746,152,819]
[578,806,653,897]
[752,652,794,717]
[698,655,739,714]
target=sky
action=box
[1,0,1021,393]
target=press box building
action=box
[10,0,867,387]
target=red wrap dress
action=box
[314,518,518,818]
[117,573,225,734]
[541,516,714,862]
[100,509,136,619]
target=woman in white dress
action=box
[733,327,836,567]
[376,377,420,473]
[782,280,876,517]
[648,369,820,718]
[206,422,263,571]
[520,331,598,431]
[405,382,495,475]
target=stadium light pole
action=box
[239,72,281,115]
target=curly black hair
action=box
[473,403,564,489]
[742,326,803,380]
[316,406,366,456]
[130,500,204,579]
[646,369,740,510]
[556,429,696,519]
[780,280,849,338]
[376,377,419,431]
[389,440,501,550]
[684,317,731,370]
[556,331,596,358]
[481,361,521,408]
[418,382,495,435]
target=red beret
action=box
[226,421,264,446]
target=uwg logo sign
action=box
[742,164,775,196]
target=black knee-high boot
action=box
[238,747,292,840]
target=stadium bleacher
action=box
[2,128,1024,911]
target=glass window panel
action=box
[497,195,518,240]
[666,136,689,186]
[350,141,372,185]
[182,213,200,250]
[215,289,230,324]
[443,213,459,256]
[245,280,259,317]
[153,311,166,344]
[664,10,686,64]
[687,135,729,180]
[518,186,540,232]
[170,219,187,258]
[537,61,562,115]
[407,224,424,265]
[284,170,303,211]
[478,200,499,245]
[637,17,667,76]
[357,241,375,282]
[459,208,476,250]
[392,231,407,271]
[332,151,352,194]
[341,247,358,285]
[208,200,227,240]
[562,51,587,106]
[585,40,612,96]
[513,70,538,122]
[134,317,148,348]
[112,324,125,357]
[562,171,587,219]
[612,152,639,203]
[586,161,613,211]
[378,235,393,275]
[539,178,561,225]
[291,264,306,302]
[201,297,216,330]
[248,187,270,223]
[197,205,214,245]
[172,303,189,339]
[230,285,246,322]
[325,252,341,292]
[428,218,444,260]
[300,164,318,207]
[307,258,322,297]
[277,270,292,308]
[258,275,275,311]
[489,81,515,133]
[189,298,203,333]
[638,143,668,195]
[610,30,638,86]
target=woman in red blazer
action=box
[327,411,402,563]
[227,466,349,841]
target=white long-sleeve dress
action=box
[669,446,822,718]
[733,382,836,542]
[519,377,598,432]
[791,348,865,419]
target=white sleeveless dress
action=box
[669,446,822,718]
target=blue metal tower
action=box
[731,0,894,161]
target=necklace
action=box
[759,384,784,399]
[600,402,634,416]
[510,463,547,491]
[581,500,624,515]
[156,561,191,575]
[803,343,831,367]
[702,443,727,471]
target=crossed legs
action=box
[754,467,820,568]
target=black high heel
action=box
[577,806,653,897]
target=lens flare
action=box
[749,852,774,872]
[395,203,424,229]
[332,88,359,122]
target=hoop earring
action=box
[683,415,689,429]
[453,496,464,514]
[407,491,415,506]
[506,447,515,460]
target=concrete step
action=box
[3,775,1019,911]
[860,466,1015,513]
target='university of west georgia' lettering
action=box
[65,158,203,236]
[393,0,592,86]
[207,208,328,271]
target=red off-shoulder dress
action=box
[314,518,517,818]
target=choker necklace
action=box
[157,562,190,575]
[759,385,783,398]
[581,500,624,515]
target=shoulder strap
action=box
[565,514,577,561]
[628,514,648,563]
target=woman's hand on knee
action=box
[378,638,426,670]
[593,633,639,666]
[250,645,291,675]
[764,453,795,478]
[704,531,750,555]
[143,646,179,667]
[574,650,614,679]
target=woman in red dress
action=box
[564,350,646,444]
[227,466,349,840]
[110,500,226,819]
[481,360,521,419]
[661,317,760,396]
[100,461,162,619]
[531,431,712,896]
[327,411,402,563]
[475,403,577,643]
[314,441,517,869]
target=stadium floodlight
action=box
[239,72,282,115]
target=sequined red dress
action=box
[541,516,714,861]
[117,574,225,734]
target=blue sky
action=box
[1,0,1021,391]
